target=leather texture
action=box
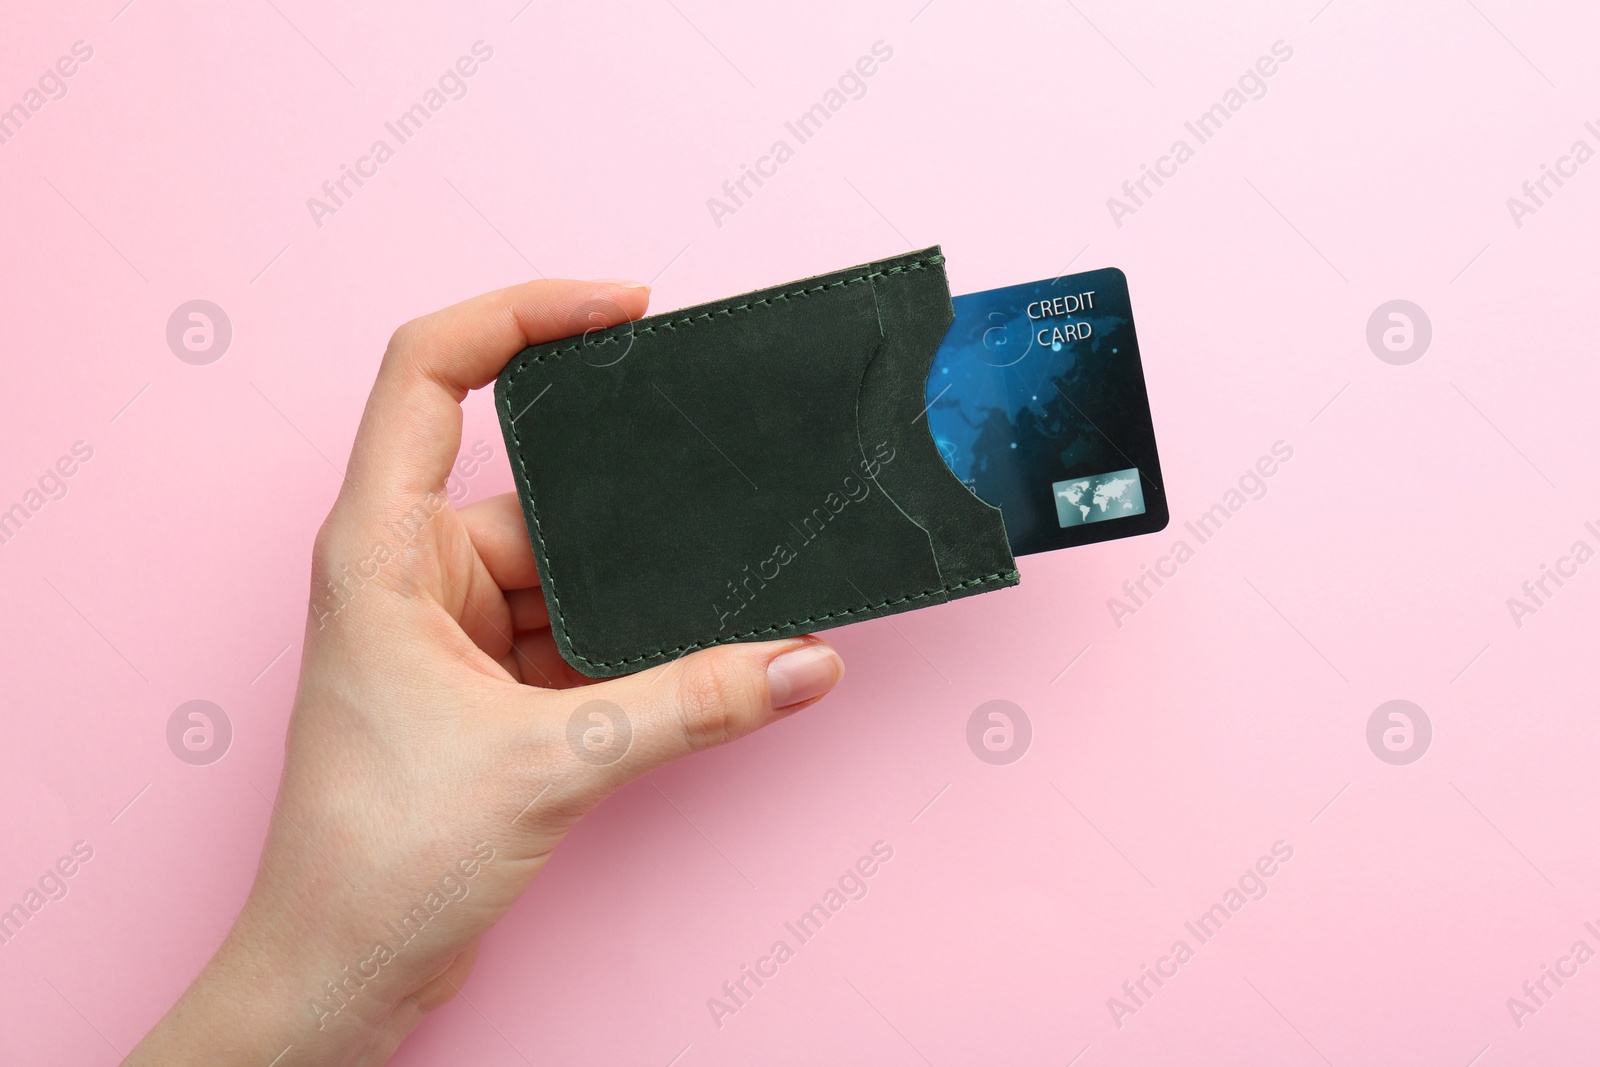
[494,246,1019,678]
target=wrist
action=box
[129,905,417,1066]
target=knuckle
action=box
[507,736,590,828]
[674,652,760,751]
[310,516,338,572]
[386,318,424,357]
[308,513,354,587]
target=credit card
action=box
[925,267,1168,556]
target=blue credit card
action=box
[926,267,1168,556]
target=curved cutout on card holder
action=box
[495,246,1018,678]
[855,266,1016,588]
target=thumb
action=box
[553,637,844,799]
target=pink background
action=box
[3,0,1598,1062]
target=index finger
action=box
[342,279,650,510]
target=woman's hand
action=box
[130,280,845,1066]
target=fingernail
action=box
[596,278,649,289]
[767,644,843,709]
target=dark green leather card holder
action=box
[494,246,1018,678]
